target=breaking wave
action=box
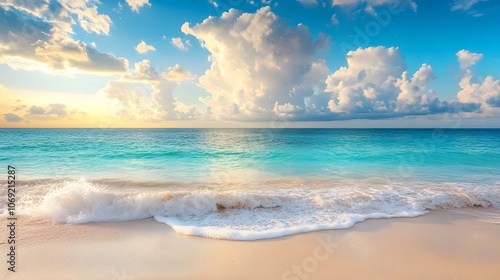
[2,178,499,240]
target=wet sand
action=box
[1,208,499,280]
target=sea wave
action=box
[1,178,499,240]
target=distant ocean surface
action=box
[1,129,499,240]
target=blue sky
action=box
[0,0,499,127]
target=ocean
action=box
[1,128,499,240]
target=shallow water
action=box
[1,128,499,240]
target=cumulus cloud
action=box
[124,59,161,81]
[0,0,112,35]
[182,8,466,121]
[126,0,151,12]
[3,113,23,123]
[456,51,500,113]
[454,50,500,115]
[163,64,195,82]
[170,37,189,51]
[0,1,128,75]
[184,9,482,122]
[457,73,500,108]
[135,40,156,54]
[99,60,199,121]
[456,49,483,70]
[323,47,462,119]
[182,7,328,121]
[72,5,112,35]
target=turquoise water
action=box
[1,128,499,182]
[1,129,499,240]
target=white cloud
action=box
[456,49,483,70]
[0,1,128,75]
[73,5,112,35]
[453,49,499,116]
[135,40,156,54]
[394,64,439,113]
[126,0,151,12]
[127,60,161,81]
[182,6,500,122]
[457,64,500,113]
[171,37,188,51]
[0,0,113,35]
[99,60,199,121]
[208,0,219,8]
[163,64,195,82]
[324,47,453,117]
[182,7,328,121]
[180,8,482,121]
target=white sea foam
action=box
[4,179,500,240]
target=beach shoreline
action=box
[1,207,499,280]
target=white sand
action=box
[1,208,499,280]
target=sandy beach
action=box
[0,208,498,280]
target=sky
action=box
[0,0,499,128]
